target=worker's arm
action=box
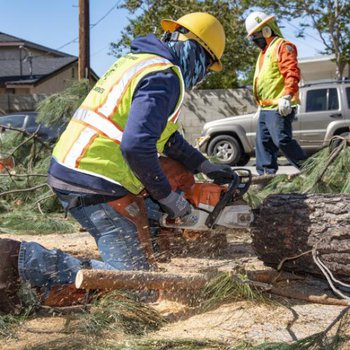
[163,131,206,173]
[278,41,301,96]
[121,69,198,200]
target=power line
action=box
[56,1,121,51]
[285,20,324,44]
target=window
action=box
[346,87,350,109]
[306,88,339,112]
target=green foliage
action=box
[0,80,91,234]
[75,291,165,336]
[200,272,268,311]
[0,211,76,235]
[248,143,350,208]
[111,0,257,88]
[36,79,91,128]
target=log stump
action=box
[251,193,350,280]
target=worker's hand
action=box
[199,160,237,185]
[158,192,192,219]
[278,95,292,117]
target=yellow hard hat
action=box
[161,12,225,72]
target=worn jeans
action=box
[256,109,307,175]
[18,193,162,294]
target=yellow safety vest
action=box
[253,37,299,109]
[53,53,185,194]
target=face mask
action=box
[166,39,211,90]
[252,37,267,50]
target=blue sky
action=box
[1,1,325,77]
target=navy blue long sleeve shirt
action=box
[49,34,206,200]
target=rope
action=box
[312,245,350,301]
[277,236,350,302]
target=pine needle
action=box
[75,290,165,336]
[200,272,268,311]
[247,142,350,208]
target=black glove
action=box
[158,192,192,219]
[199,160,236,185]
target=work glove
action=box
[158,191,192,219]
[278,95,292,117]
[199,160,237,185]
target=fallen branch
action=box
[0,173,47,177]
[251,173,299,185]
[0,183,50,197]
[0,124,51,149]
[9,125,40,157]
[269,287,350,306]
[75,269,209,291]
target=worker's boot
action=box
[0,238,21,314]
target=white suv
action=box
[198,80,350,165]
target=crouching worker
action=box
[0,12,237,313]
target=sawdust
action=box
[1,229,349,349]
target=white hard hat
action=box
[245,11,275,37]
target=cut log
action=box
[75,269,208,291]
[251,193,350,281]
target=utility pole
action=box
[79,0,90,80]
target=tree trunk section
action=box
[251,194,350,280]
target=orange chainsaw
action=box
[159,168,253,231]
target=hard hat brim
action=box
[246,15,275,38]
[161,19,223,72]
[161,19,180,33]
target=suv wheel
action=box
[207,135,242,166]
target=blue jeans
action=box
[256,109,307,175]
[18,194,163,294]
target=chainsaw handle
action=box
[205,169,251,229]
[233,168,252,198]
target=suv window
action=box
[346,87,350,109]
[306,88,339,112]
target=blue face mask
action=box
[166,39,211,90]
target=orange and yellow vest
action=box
[253,37,299,109]
[53,53,185,194]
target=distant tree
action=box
[246,0,350,79]
[110,0,257,89]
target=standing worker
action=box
[245,11,307,175]
[0,12,237,313]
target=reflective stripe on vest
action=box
[53,53,185,193]
[253,37,299,108]
[96,56,177,118]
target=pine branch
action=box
[0,183,50,197]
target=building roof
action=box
[0,32,98,86]
[0,56,77,85]
[298,54,338,82]
[0,32,73,57]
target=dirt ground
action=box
[1,228,350,350]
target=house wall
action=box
[32,65,78,94]
[0,93,46,114]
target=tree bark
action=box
[251,194,350,280]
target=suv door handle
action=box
[330,113,342,118]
